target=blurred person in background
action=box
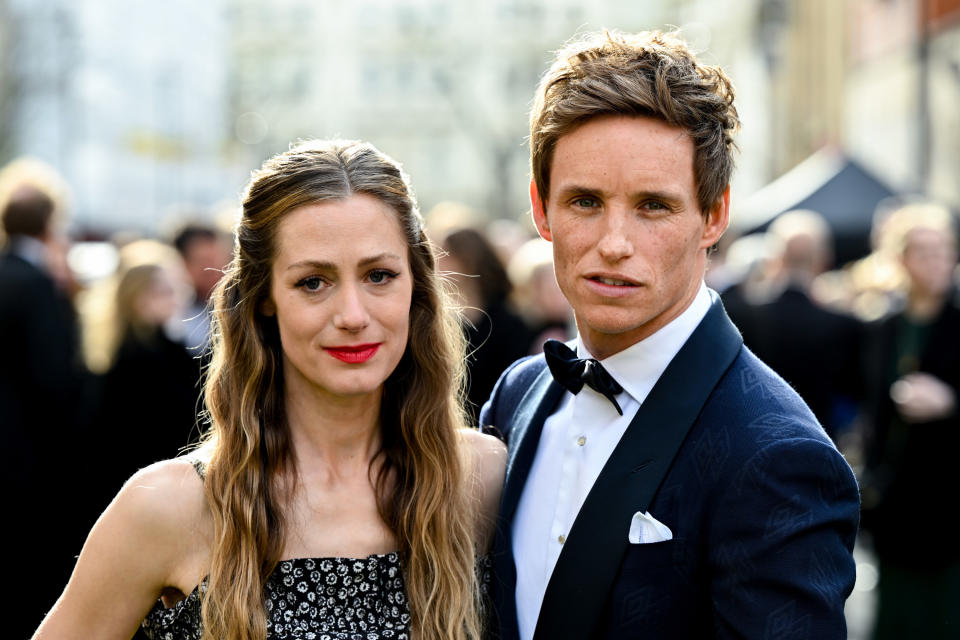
[171,222,232,355]
[33,139,505,640]
[0,171,89,639]
[507,237,573,353]
[709,231,771,335]
[440,227,532,423]
[860,202,960,639]
[736,210,863,441]
[91,252,203,518]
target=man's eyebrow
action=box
[284,253,403,271]
[553,184,684,202]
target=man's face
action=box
[532,115,728,359]
[184,236,231,301]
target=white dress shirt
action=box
[512,283,712,640]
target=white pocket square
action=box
[628,511,673,544]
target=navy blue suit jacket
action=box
[479,294,860,639]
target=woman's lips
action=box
[323,343,381,363]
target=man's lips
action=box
[584,273,642,297]
[323,343,381,363]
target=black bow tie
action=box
[543,339,624,415]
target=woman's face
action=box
[265,194,414,402]
[134,267,183,327]
[902,227,957,298]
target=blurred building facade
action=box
[754,0,959,207]
[0,0,956,235]
[1,0,241,234]
[222,0,681,222]
[846,0,960,206]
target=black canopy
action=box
[733,148,898,267]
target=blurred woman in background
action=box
[92,258,201,518]
[860,202,960,638]
[440,227,531,422]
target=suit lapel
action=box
[501,367,565,520]
[490,365,564,640]
[533,297,743,640]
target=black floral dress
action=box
[141,552,411,640]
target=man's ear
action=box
[701,186,731,249]
[530,180,552,242]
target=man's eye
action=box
[369,269,398,284]
[644,201,668,211]
[573,197,598,208]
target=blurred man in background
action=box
[0,180,89,637]
[171,222,231,355]
[737,210,863,441]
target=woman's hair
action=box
[197,139,481,640]
[530,29,740,216]
[111,263,163,349]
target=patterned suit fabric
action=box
[480,294,860,640]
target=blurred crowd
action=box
[2,155,958,637]
[709,201,960,637]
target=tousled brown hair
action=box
[198,139,481,640]
[530,30,740,215]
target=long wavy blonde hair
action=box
[196,139,482,640]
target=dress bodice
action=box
[141,552,410,640]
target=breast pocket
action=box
[610,539,699,634]
[621,538,688,573]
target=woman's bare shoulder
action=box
[459,427,507,475]
[112,458,208,537]
[32,459,210,638]
[458,428,507,551]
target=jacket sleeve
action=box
[709,436,860,639]
[478,356,534,444]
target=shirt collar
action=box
[7,234,48,271]
[576,281,712,407]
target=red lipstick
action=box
[324,343,381,363]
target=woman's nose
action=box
[332,283,370,331]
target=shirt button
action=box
[577,436,587,446]
[558,534,566,544]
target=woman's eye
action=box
[368,269,398,285]
[297,276,324,291]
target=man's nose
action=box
[332,283,370,331]
[596,210,634,262]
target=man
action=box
[480,31,859,639]
[171,222,231,354]
[0,183,88,637]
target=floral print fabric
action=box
[141,552,410,640]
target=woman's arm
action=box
[460,428,507,553]
[33,459,209,640]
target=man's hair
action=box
[1,186,55,238]
[530,30,740,216]
[172,223,220,257]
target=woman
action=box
[34,139,507,640]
